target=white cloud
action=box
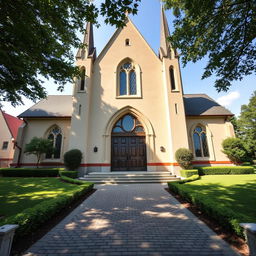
[216,91,240,107]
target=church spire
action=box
[76,22,96,60]
[159,6,176,59]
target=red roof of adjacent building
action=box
[1,111,23,139]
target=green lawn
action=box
[0,177,85,219]
[175,174,256,222]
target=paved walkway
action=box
[24,184,238,256]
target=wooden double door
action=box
[111,136,147,171]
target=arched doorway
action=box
[111,114,147,171]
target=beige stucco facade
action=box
[0,112,14,167]
[14,14,235,175]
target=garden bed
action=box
[0,177,94,244]
[168,174,256,238]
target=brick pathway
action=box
[24,184,238,256]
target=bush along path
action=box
[24,184,237,256]
[168,173,256,238]
[0,169,94,254]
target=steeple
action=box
[159,7,176,59]
[76,22,96,60]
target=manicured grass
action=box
[168,174,256,236]
[0,177,86,219]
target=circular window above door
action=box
[112,114,145,135]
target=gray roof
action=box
[183,94,233,116]
[19,95,73,118]
[19,94,233,118]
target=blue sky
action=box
[2,0,255,117]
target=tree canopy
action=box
[0,0,140,106]
[236,91,256,158]
[24,137,54,167]
[163,0,256,91]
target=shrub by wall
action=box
[168,178,244,237]
[0,168,63,177]
[0,182,94,240]
[197,166,254,175]
[175,148,194,169]
[59,170,78,179]
[64,149,82,170]
[180,169,198,178]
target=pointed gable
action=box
[96,17,160,63]
[1,111,23,139]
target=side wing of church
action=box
[13,10,235,175]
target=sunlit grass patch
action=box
[168,174,256,236]
[0,177,83,219]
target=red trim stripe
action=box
[10,161,233,167]
[13,163,64,167]
[147,162,179,166]
[0,158,13,161]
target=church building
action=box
[13,10,235,175]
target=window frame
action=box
[77,67,87,93]
[192,125,210,159]
[169,66,179,92]
[45,126,63,160]
[116,60,142,99]
[2,141,9,150]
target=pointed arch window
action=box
[45,126,62,159]
[118,62,140,97]
[169,66,177,91]
[78,67,87,92]
[193,126,209,157]
[112,114,145,134]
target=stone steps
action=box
[80,171,180,184]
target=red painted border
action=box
[147,162,179,166]
[10,161,233,167]
[11,162,64,167]
[0,158,13,161]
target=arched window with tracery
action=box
[45,126,62,159]
[193,125,209,157]
[112,114,145,134]
[119,62,137,96]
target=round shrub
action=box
[175,148,194,169]
[222,137,248,164]
[64,149,82,170]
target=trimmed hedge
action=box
[0,182,94,240]
[197,166,254,176]
[167,179,244,237]
[59,170,78,179]
[59,174,92,185]
[180,169,198,178]
[0,168,64,177]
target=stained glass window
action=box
[119,62,137,96]
[119,71,127,95]
[193,133,202,157]
[45,126,62,159]
[193,126,210,158]
[201,133,209,157]
[129,71,137,95]
[112,114,145,134]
